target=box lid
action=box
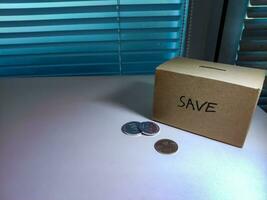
[157,57,266,89]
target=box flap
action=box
[157,57,266,89]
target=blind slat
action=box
[121,63,163,74]
[0,64,120,77]
[121,32,180,40]
[0,53,119,66]
[0,6,117,16]
[121,52,176,62]
[0,29,117,38]
[120,4,181,11]
[0,13,118,22]
[0,1,117,9]
[238,51,267,61]
[242,29,267,40]
[244,18,267,29]
[240,40,267,51]
[250,0,267,5]
[247,7,267,18]
[0,24,119,33]
[121,0,182,5]
[0,18,118,27]
[120,10,180,17]
[0,42,118,56]
[236,61,267,69]
[0,34,118,45]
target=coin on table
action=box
[121,121,142,136]
[154,139,178,154]
[139,121,160,136]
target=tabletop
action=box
[0,75,266,200]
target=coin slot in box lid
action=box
[153,57,266,147]
[199,65,226,71]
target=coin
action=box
[139,121,160,136]
[154,139,178,154]
[121,121,142,136]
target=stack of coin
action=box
[121,121,160,136]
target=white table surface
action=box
[0,75,266,200]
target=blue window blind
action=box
[0,0,188,76]
[236,0,267,111]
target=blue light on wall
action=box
[0,0,189,76]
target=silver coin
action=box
[139,121,160,136]
[121,121,142,136]
[154,139,178,154]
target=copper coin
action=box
[154,139,178,154]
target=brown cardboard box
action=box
[153,57,266,147]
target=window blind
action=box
[236,0,267,111]
[0,0,188,76]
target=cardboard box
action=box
[153,57,266,147]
